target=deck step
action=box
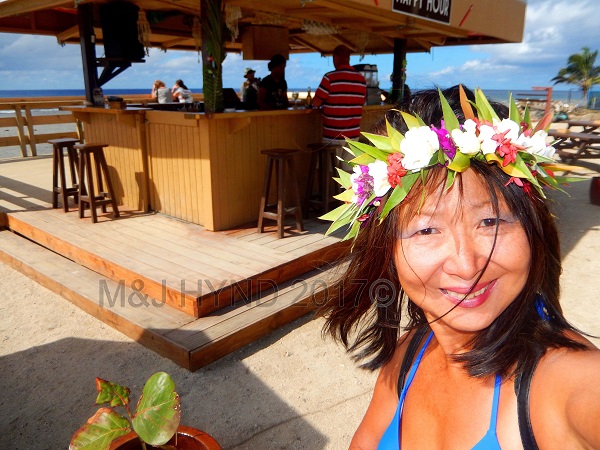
[0,229,342,370]
[6,210,347,318]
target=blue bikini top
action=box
[377,331,502,449]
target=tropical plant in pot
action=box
[70,371,220,450]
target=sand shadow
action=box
[0,323,328,450]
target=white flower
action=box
[451,119,480,155]
[400,126,439,170]
[517,130,555,158]
[368,159,391,197]
[478,124,498,155]
[494,118,520,142]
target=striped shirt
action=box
[314,65,367,139]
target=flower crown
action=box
[322,86,576,240]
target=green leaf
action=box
[508,93,522,124]
[474,88,500,122]
[386,118,405,151]
[447,150,471,172]
[334,188,354,202]
[132,372,180,446]
[335,168,351,189]
[400,111,425,130]
[69,408,131,450]
[342,220,361,241]
[445,170,457,190]
[523,106,531,124]
[95,378,130,407]
[439,89,460,131]
[379,172,420,221]
[362,132,394,152]
[350,152,376,166]
[347,140,391,161]
[320,203,352,222]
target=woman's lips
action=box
[441,281,496,308]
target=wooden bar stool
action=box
[49,138,80,212]
[257,148,304,239]
[74,143,120,223]
[304,143,339,217]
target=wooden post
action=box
[390,39,407,104]
[24,106,37,156]
[201,0,225,114]
[77,3,99,105]
[13,105,28,157]
[532,86,553,118]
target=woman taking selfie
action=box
[321,85,600,449]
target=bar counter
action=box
[62,104,390,231]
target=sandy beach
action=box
[0,114,599,449]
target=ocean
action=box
[0,88,587,103]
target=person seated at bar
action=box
[258,54,290,110]
[241,67,260,110]
[151,80,172,103]
[172,79,194,103]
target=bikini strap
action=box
[397,326,430,397]
[488,373,502,430]
[514,355,542,450]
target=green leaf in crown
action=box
[320,85,580,241]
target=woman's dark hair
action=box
[175,79,188,89]
[321,85,585,377]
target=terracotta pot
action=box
[590,176,600,206]
[109,425,221,450]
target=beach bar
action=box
[0,0,527,368]
[62,104,389,230]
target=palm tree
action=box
[551,47,600,99]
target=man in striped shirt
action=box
[312,45,367,146]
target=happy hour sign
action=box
[392,0,452,25]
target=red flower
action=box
[387,152,407,188]
[493,129,518,166]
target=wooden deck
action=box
[0,156,349,370]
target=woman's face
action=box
[394,169,531,334]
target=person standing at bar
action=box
[312,45,367,146]
[241,67,260,110]
[258,54,290,110]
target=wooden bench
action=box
[565,120,600,134]
[548,129,600,164]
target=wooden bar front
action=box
[63,105,390,231]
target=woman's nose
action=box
[442,232,487,280]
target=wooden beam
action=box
[56,25,78,43]
[320,0,401,25]
[330,35,357,52]
[0,0,69,18]
[290,36,324,54]
[151,0,199,15]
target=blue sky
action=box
[0,0,598,96]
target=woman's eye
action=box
[416,227,438,236]
[480,218,500,227]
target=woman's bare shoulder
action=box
[532,340,600,447]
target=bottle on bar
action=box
[305,87,312,108]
